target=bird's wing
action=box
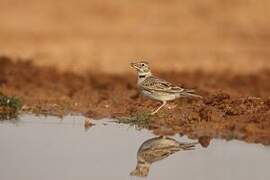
[140,146,181,163]
[140,76,185,93]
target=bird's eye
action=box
[142,64,145,66]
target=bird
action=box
[130,136,198,177]
[130,61,202,115]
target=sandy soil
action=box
[0,0,270,74]
[1,1,270,145]
[1,57,270,145]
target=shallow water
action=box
[0,115,269,180]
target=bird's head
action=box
[130,61,151,75]
[130,162,150,177]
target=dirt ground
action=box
[0,0,270,74]
[1,0,270,145]
[1,57,270,145]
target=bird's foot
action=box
[150,111,157,115]
[166,103,177,110]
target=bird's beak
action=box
[130,62,137,69]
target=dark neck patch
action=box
[139,75,146,78]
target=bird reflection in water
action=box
[130,136,198,177]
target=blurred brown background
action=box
[0,0,269,74]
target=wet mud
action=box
[1,57,270,144]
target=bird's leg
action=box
[151,101,166,115]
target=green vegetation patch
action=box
[0,92,22,120]
[116,111,152,129]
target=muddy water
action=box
[0,115,269,180]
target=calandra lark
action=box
[130,61,202,115]
[130,136,197,177]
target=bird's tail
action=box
[181,89,203,99]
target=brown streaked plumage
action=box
[130,61,202,115]
[130,136,198,177]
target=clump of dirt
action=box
[150,92,270,145]
[1,56,270,145]
[198,136,212,148]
